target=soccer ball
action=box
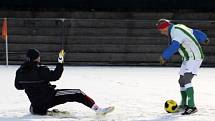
[164,100,178,113]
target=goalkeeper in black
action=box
[15,48,114,115]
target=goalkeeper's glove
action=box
[203,38,209,46]
[159,56,166,65]
[58,49,65,63]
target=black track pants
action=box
[30,89,95,115]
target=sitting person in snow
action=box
[15,48,114,115]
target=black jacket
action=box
[15,61,63,105]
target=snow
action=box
[0,65,214,121]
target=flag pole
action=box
[5,35,8,66]
[2,18,8,66]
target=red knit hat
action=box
[156,19,171,30]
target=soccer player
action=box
[15,48,114,115]
[156,19,209,115]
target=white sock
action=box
[91,104,100,111]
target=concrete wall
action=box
[0,11,214,66]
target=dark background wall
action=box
[0,1,214,66]
[0,0,214,11]
[0,11,215,66]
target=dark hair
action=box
[26,48,40,62]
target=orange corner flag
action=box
[2,18,8,40]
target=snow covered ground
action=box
[0,65,214,121]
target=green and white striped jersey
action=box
[170,24,204,60]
